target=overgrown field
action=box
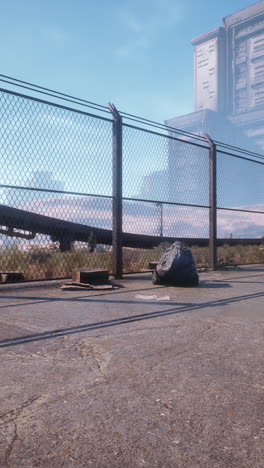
[0,243,263,281]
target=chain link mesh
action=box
[122,124,210,270]
[0,90,113,280]
[216,151,264,266]
[0,85,263,281]
[217,151,263,209]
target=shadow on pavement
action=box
[0,291,263,349]
[0,280,233,310]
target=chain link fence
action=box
[0,87,113,280]
[0,77,263,281]
[122,123,211,270]
[216,147,264,266]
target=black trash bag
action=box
[152,241,199,286]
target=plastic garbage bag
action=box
[152,241,199,286]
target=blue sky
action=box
[0,0,257,123]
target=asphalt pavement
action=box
[0,265,263,467]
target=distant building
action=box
[139,169,169,201]
[167,0,264,149]
[138,2,264,204]
[164,0,264,205]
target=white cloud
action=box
[127,17,143,33]
[13,196,264,240]
[120,0,184,34]
[114,38,149,58]
[41,27,68,45]
[114,0,184,58]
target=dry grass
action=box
[0,243,263,281]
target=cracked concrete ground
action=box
[0,265,263,468]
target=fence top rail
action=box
[123,122,210,149]
[120,112,207,143]
[0,74,210,146]
[215,140,264,161]
[1,74,264,164]
[0,74,110,114]
[0,74,209,144]
[217,149,264,166]
[0,86,113,123]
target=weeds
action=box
[0,243,263,281]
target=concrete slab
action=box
[0,265,263,467]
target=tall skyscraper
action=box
[166,0,264,150]
[165,1,264,206]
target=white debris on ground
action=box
[135,294,171,301]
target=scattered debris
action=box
[61,268,116,291]
[0,271,25,283]
[61,281,115,291]
[149,261,158,270]
[72,268,109,284]
[164,402,173,409]
[135,294,170,301]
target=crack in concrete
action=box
[0,395,41,426]
[72,341,109,379]
[134,322,220,373]
[94,355,107,379]
[113,323,183,336]
[4,421,18,467]
[0,383,108,466]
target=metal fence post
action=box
[205,134,217,270]
[109,103,123,278]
